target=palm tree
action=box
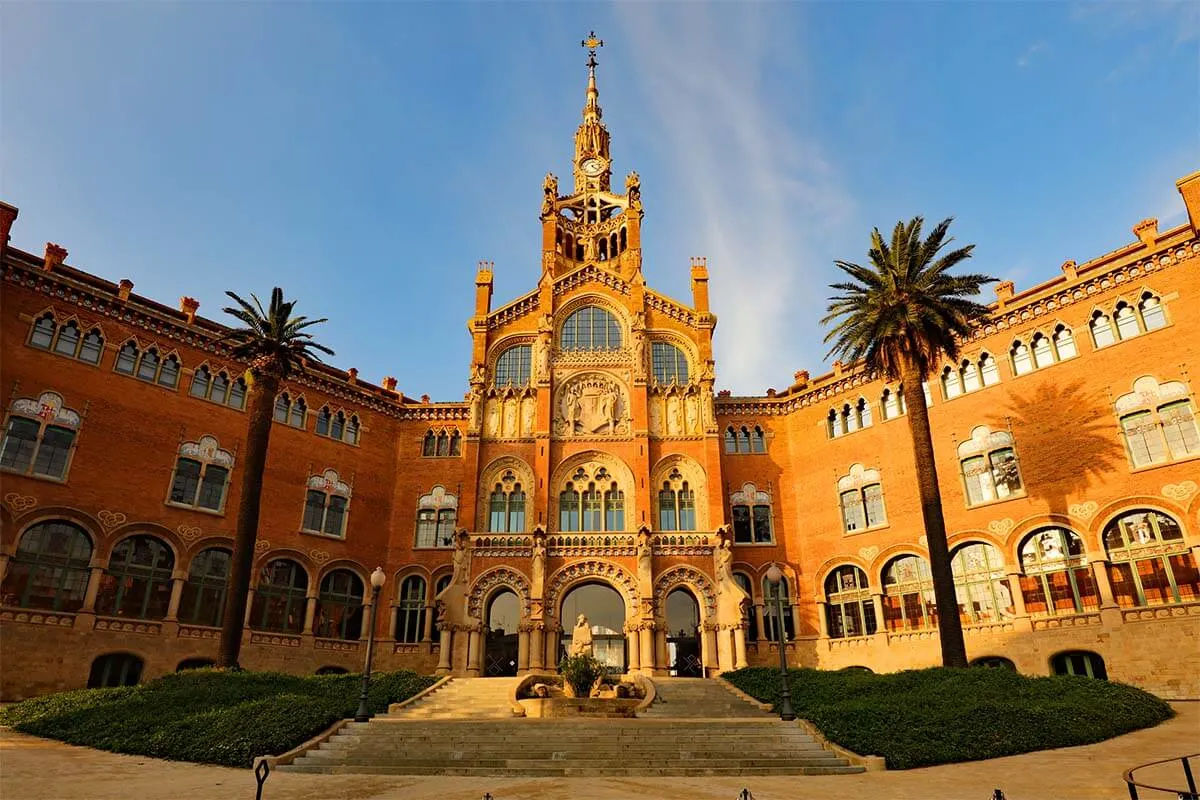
[215,288,334,669]
[822,218,996,668]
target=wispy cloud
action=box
[614,5,853,394]
[1017,40,1049,68]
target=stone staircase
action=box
[389,676,521,719]
[277,676,865,776]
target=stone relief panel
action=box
[553,372,630,438]
[482,388,538,439]
[647,385,709,437]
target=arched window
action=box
[1011,341,1033,376]
[651,342,689,384]
[731,483,773,544]
[494,344,532,388]
[737,426,752,453]
[114,341,139,374]
[422,428,460,457]
[330,411,346,441]
[315,569,365,640]
[559,483,581,531]
[1031,333,1055,369]
[1114,302,1140,340]
[302,476,351,538]
[1017,528,1098,617]
[177,658,215,671]
[1104,510,1198,607]
[1115,378,1200,467]
[315,407,331,436]
[0,391,81,480]
[979,354,1000,386]
[838,465,885,532]
[724,426,737,453]
[950,543,1013,624]
[1090,311,1115,348]
[346,415,360,446]
[762,574,795,642]
[88,653,143,688]
[881,388,905,420]
[487,472,526,532]
[960,359,981,393]
[561,306,622,351]
[178,547,231,627]
[29,314,58,349]
[435,573,452,596]
[734,572,758,641]
[971,656,1016,670]
[289,396,306,427]
[395,575,427,643]
[1052,651,1107,679]
[191,367,246,410]
[941,366,963,399]
[958,426,1024,506]
[657,474,696,531]
[126,346,179,388]
[1052,325,1077,359]
[827,408,843,438]
[96,535,175,620]
[824,565,877,639]
[251,559,309,634]
[559,466,624,532]
[751,426,767,453]
[316,665,348,675]
[0,520,93,611]
[1139,292,1166,331]
[415,487,457,548]
[882,555,936,631]
[168,436,233,512]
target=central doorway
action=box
[484,590,519,676]
[560,582,626,672]
[666,588,702,677]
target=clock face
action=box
[580,158,606,176]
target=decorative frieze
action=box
[250,632,302,648]
[315,638,359,652]
[0,608,75,627]
[95,617,162,636]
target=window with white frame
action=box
[828,399,871,438]
[1052,325,1077,359]
[824,565,877,639]
[302,469,352,537]
[189,366,247,410]
[28,314,105,365]
[837,464,886,531]
[168,436,233,512]
[415,486,458,548]
[1103,509,1198,607]
[881,555,936,631]
[730,482,773,544]
[1090,310,1116,348]
[394,574,427,642]
[1114,377,1200,468]
[957,426,1024,506]
[0,391,82,481]
[979,354,1001,385]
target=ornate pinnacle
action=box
[581,31,604,67]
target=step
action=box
[277,764,865,776]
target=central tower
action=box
[540,33,644,282]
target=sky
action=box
[3,2,1197,401]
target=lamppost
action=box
[354,566,387,723]
[765,562,796,721]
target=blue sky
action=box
[3,2,1197,400]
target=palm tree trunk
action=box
[899,370,968,668]
[216,368,281,668]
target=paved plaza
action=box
[1,702,1196,800]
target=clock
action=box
[580,157,606,176]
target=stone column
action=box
[754,603,767,642]
[81,566,105,613]
[627,626,640,674]
[243,588,256,626]
[466,629,482,676]
[1006,573,1028,617]
[790,602,802,638]
[700,624,715,672]
[816,602,829,638]
[517,628,530,672]
[359,596,374,642]
[546,627,561,668]
[733,627,748,669]
[436,628,452,674]
[639,626,654,673]
[303,595,318,635]
[1092,560,1118,608]
[655,626,668,674]
[870,593,885,634]
[165,575,186,621]
[530,625,545,670]
[422,605,435,642]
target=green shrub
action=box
[558,653,606,696]
[0,668,436,768]
[723,666,1172,769]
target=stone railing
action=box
[94,616,163,636]
[1121,600,1200,624]
[1031,612,1103,631]
[0,607,76,627]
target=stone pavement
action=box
[1,702,1196,800]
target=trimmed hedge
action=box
[723,666,1173,769]
[0,669,436,768]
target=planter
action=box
[518,697,640,718]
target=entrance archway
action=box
[484,590,520,676]
[560,582,626,671]
[665,588,702,676]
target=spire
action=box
[574,32,611,193]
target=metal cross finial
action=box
[581,30,604,67]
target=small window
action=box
[979,354,1000,386]
[971,656,1016,671]
[1139,293,1166,331]
[289,397,307,428]
[1090,312,1115,348]
[30,315,56,349]
[1051,651,1107,680]
[1011,342,1033,375]
[1052,326,1076,359]
[54,321,81,357]
[115,342,139,374]
[1114,304,1140,340]
[88,653,144,688]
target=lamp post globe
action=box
[767,562,796,722]
[354,567,387,723]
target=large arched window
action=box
[1114,378,1200,468]
[1104,510,1198,607]
[957,426,1024,506]
[762,574,795,642]
[1017,528,1098,616]
[950,543,1014,624]
[315,569,365,640]
[731,482,773,544]
[561,306,621,351]
[95,535,175,620]
[178,547,231,627]
[168,436,233,512]
[88,653,143,688]
[882,555,936,631]
[824,565,877,639]
[494,345,532,388]
[0,520,93,611]
[733,572,758,641]
[395,575,427,643]
[250,559,309,634]
[487,471,526,533]
[838,465,886,532]
[657,480,697,531]
[651,342,689,384]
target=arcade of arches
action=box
[2,46,1200,701]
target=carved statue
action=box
[503,397,518,437]
[666,393,682,436]
[486,399,501,437]
[531,528,547,600]
[648,396,662,436]
[625,171,642,211]
[536,338,552,380]
[521,395,536,436]
[434,529,476,631]
[451,529,472,586]
[541,173,558,217]
[636,527,654,593]
[632,329,647,378]
[538,312,554,333]
[471,364,486,385]
[467,388,482,431]
[566,387,581,432]
[685,394,699,433]
[599,386,618,433]
[569,614,594,656]
[714,527,750,629]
